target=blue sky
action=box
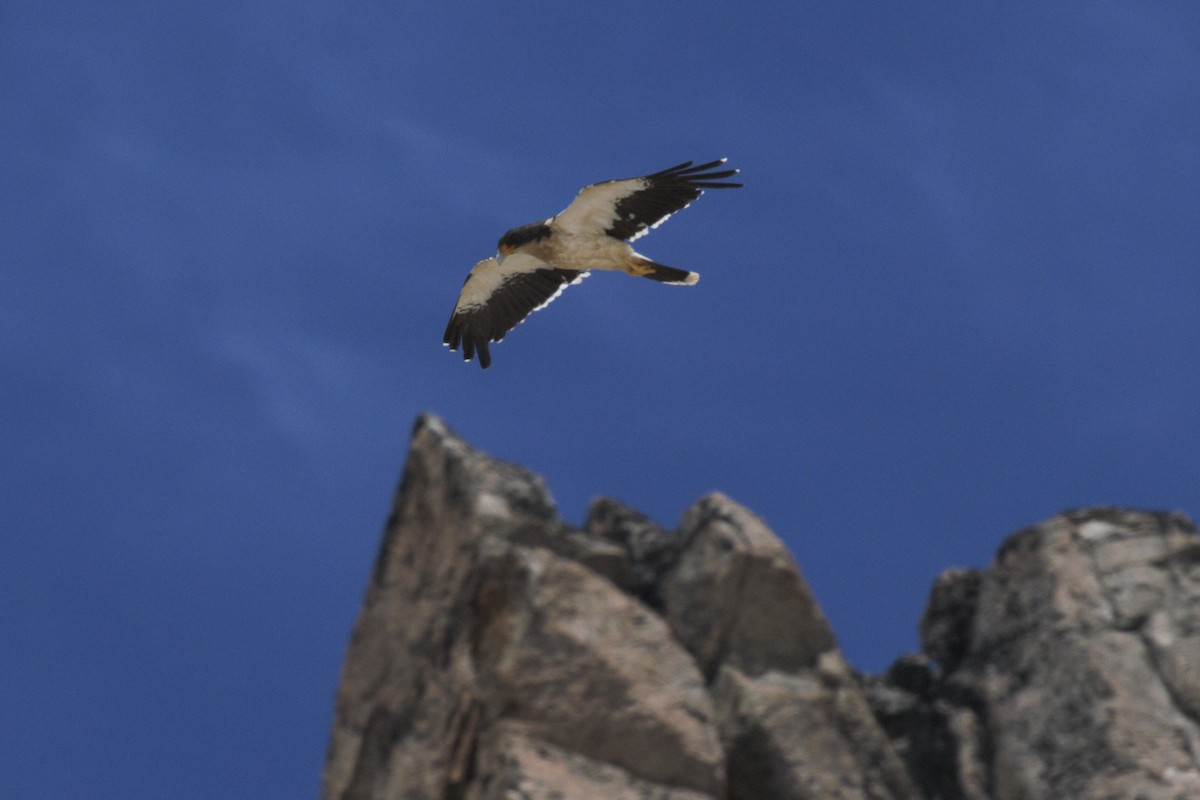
[5,2,1200,797]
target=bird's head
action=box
[496,221,552,263]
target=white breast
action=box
[548,229,631,272]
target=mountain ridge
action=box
[322,414,1200,800]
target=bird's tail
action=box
[625,256,699,285]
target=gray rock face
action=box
[322,415,722,800]
[868,508,1200,800]
[323,417,1200,800]
[661,493,837,681]
[715,658,918,800]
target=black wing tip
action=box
[460,339,492,368]
[442,322,460,350]
[447,349,493,368]
[443,320,493,368]
[652,158,741,188]
[657,159,695,174]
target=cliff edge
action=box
[322,415,1200,800]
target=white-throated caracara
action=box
[443,159,741,368]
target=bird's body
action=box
[444,159,741,367]
[508,225,630,275]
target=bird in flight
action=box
[443,158,741,368]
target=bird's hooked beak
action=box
[496,242,515,264]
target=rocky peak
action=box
[322,415,1200,800]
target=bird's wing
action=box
[552,159,741,243]
[443,254,588,368]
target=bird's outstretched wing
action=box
[443,254,588,368]
[552,159,742,243]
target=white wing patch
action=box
[551,178,648,236]
[455,253,548,311]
